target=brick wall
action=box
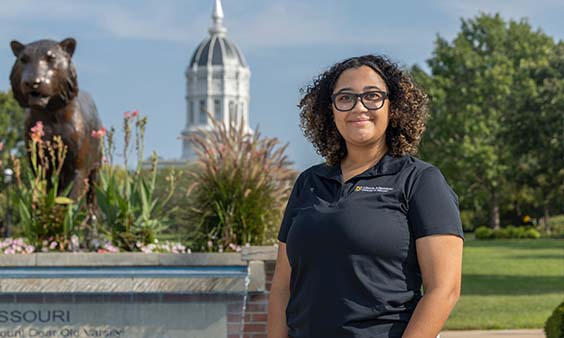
[227,261,276,338]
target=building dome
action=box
[180,0,252,161]
[189,35,247,68]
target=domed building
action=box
[180,0,251,160]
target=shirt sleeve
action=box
[407,166,464,240]
[277,172,305,243]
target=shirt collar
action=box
[314,153,409,182]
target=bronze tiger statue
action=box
[9,38,102,209]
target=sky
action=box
[1,0,563,171]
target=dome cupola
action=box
[188,0,247,68]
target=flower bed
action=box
[0,237,191,254]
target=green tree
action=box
[415,13,561,229]
[0,91,25,173]
[503,40,564,228]
[0,91,25,236]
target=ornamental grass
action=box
[185,115,296,252]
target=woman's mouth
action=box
[348,119,372,126]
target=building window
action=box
[199,100,207,124]
[214,99,222,121]
[189,101,195,124]
[229,101,236,123]
[240,102,245,124]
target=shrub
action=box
[545,300,564,338]
[494,227,511,239]
[475,225,541,240]
[545,214,564,238]
[186,115,296,252]
[525,227,541,239]
[475,226,494,239]
[505,225,528,238]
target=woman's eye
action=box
[338,94,353,102]
[364,92,381,101]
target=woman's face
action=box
[331,65,389,150]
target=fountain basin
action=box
[0,247,277,338]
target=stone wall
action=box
[0,246,278,338]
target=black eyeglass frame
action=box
[330,90,388,112]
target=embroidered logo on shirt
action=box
[354,185,394,193]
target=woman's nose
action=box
[353,97,369,113]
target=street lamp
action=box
[3,168,13,238]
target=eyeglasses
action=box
[331,90,388,112]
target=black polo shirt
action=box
[278,153,464,338]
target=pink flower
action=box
[91,127,107,139]
[124,111,131,119]
[30,121,45,143]
[0,142,3,151]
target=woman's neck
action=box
[341,141,388,181]
[343,140,388,168]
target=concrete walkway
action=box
[441,329,545,338]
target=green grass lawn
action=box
[444,237,564,330]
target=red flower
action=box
[131,110,139,117]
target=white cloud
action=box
[225,2,426,49]
[437,0,564,20]
[0,0,205,44]
[0,0,422,48]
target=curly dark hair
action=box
[299,54,428,166]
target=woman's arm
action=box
[267,242,292,338]
[402,234,463,338]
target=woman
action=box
[267,55,464,338]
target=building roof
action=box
[188,0,247,68]
[189,35,247,68]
